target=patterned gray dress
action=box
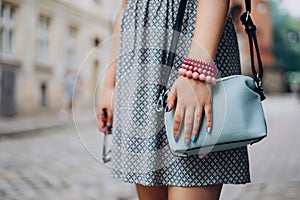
[111,0,250,186]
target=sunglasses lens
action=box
[102,130,112,163]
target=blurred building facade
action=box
[0,0,280,117]
[230,0,286,92]
[231,0,274,70]
[0,0,121,117]
[231,0,274,74]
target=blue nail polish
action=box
[185,139,190,146]
[107,125,112,131]
[191,135,197,142]
[165,105,169,112]
[174,135,179,143]
[207,127,211,133]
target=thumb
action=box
[166,89,177,112]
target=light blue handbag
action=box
[164,75,267,157]
[160,0,267,157]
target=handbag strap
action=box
[156,0,187,111]
[166,0,188,68]
[240,0,266,100]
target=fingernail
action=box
[191,135,197,143]
[174,135,179,143]
[185,139,190,146]
[207,127,211,133]
[165,105,169,112]
[107,125,112,131]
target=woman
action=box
[97,0,250,199]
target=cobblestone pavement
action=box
[0,122,138,200]
[221,94,300,200]
[0,94,299,200]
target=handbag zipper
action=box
[156,88,169,112]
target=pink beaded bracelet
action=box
[178,58,217,84]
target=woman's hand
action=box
[97,86,115,134]
[166,76,212,145]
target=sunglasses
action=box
[102,129,112,163]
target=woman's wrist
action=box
[187,41,214,64]
[178,58,217,84]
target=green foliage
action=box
[269,0,300,71]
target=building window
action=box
[37,15,50,64]
[40,82,47,107]
[0,3,16,55]
[66,26,77,68]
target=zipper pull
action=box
[156,88,169,112]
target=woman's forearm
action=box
[103,0,127,88]
[188,0,230,63]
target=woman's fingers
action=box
[97,87,115,134]
[106,108,113,134]
[173,103,184,142]
[97,107,113,134]
[97,107,107,132]
[204,103,213,133]
[100,112,107,132]
[166,89,177,112]
[191,106,203,143]
[168,77,213,143]
[183,107,195,145]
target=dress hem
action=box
[111,173,251,187]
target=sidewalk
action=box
[221,93,300,199]
[0,108,95,137]
[0,94,299,199]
